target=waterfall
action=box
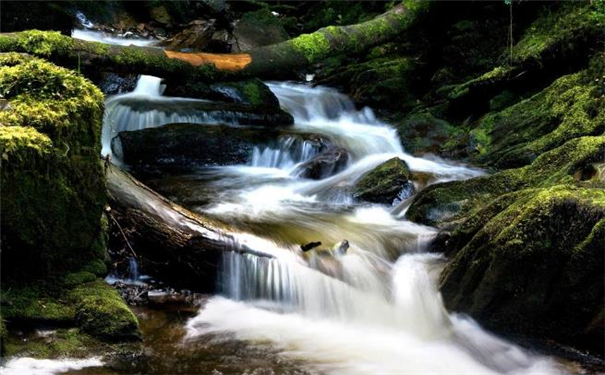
[72,11,157,47]
[184,83,563,375]
[126,257,140,282]
[102,75,270,158]
[250,135,323,170]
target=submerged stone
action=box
[294,147,349,180]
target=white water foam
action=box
[0,357,103,375]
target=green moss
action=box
[354,157,412,204]
[1,285,75,323]
[0,52,32,66]
[3,327,108,359]
[81,259,108,277]
[445,66,513,100]
[1,277,140,348]
[71,280,140,342]
[439,186,605,351]
[242,83,262,107]
[63,272,98,288]
[0,30,74,58]
[407,136,605,226]
[0,56,107,280]
[395,111,458,155]
[290,32,331,63]
[467,68,605,168]
[512,2,602,64]
[0,126,52,161]
[0,58,104,149]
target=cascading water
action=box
[102,76,288,160]
[181,83,565,374]
[250,135,323,171]
[72,11,157,47]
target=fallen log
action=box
[0,1,430,80]
[105,163,270,291]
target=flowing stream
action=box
[102,77,565,373]
[171,83,563,374]
[0,17,574,375]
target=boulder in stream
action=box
[353,157,414,205]
[109,96,293,128]
[294,147,349,180]
[116,123,282,170]
[164,78,282,112]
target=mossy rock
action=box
[395,111,458,155]
[461,64,605,168]
[439,186,605,354]
[3,328,103,359]
[1,276,140,344]
[440,2,603,112]
[353,157,413,205]
[0,55,107,279]
[71,280,140,342]
[232,8,290,52]
[1,283,76,324]
[165,78,281,111]
[318,57,417,109]
[510,2,604,66]
[407,135,605,227]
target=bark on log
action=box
[106,163,269,290]
[0,1,429,81]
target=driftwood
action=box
[0,2,429,80]
[106,163,269,290]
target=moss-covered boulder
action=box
[439,186,605,354]
[353,157,413,204]
[442,1,603,107]
[116,123,285,171]
[0,54,140,352]
[318,57,417,109]
[164,78,282,112]
[232,8,290,52]
[407,136,605,227]
[395,111,458,155]
[1,276,140,344]
[71,281,140,342]
[0,53,108,278]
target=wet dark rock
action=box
[164,78,281,111]
[97,72,138,95]
[159,19,216,52]
[116,123,283,170]
[301,241,322,252]
[353,157,413,205]
[294,148,349,180]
